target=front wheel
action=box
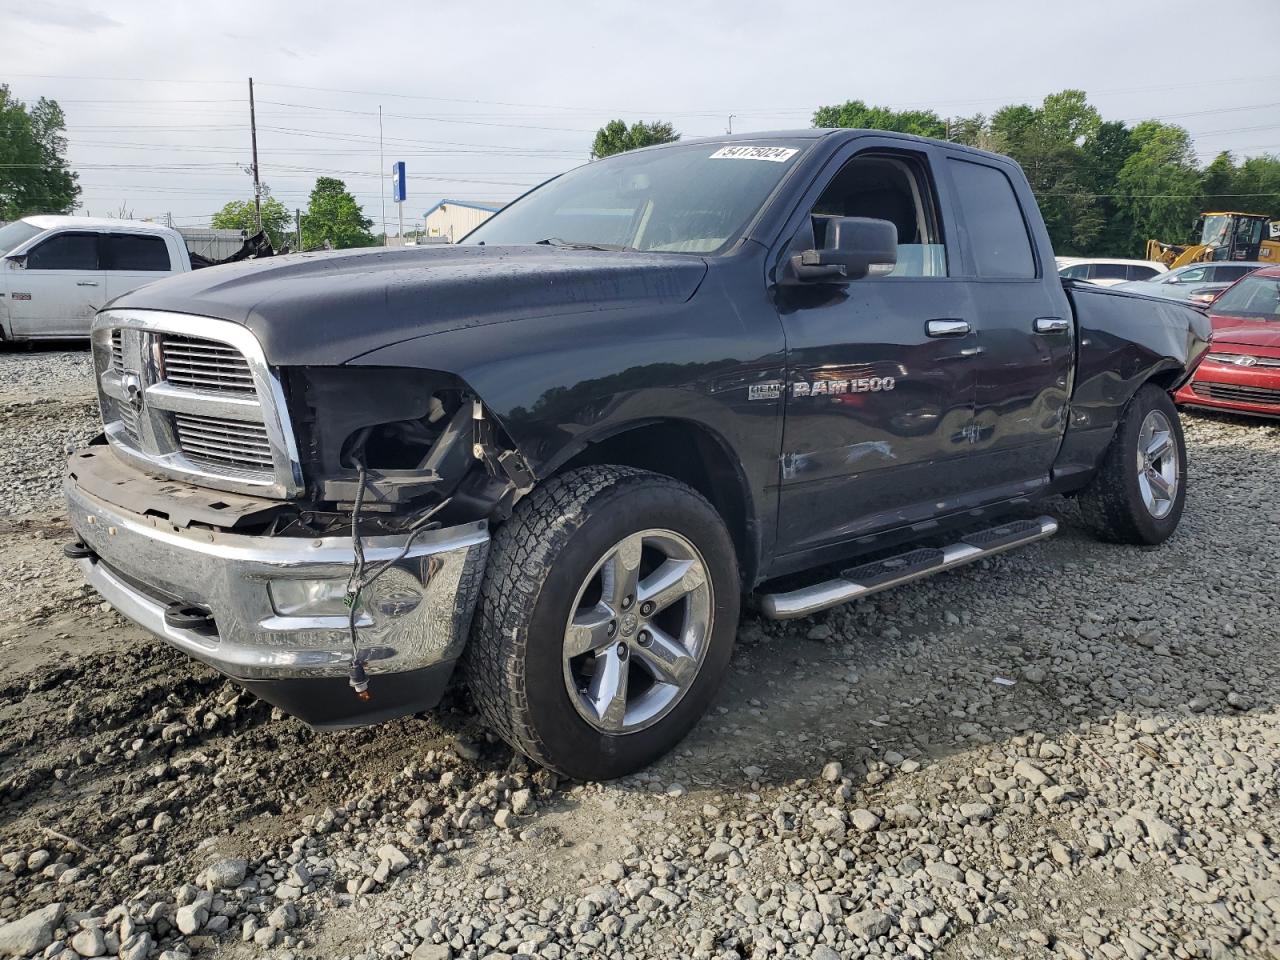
[464,466,740,780]
[1078,383,1187,545]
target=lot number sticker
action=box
[710,146,798,163]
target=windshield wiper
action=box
[535,237,628,252]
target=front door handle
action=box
[1034,316,1070,335]
[926,318,971,338]
[77,281,99,287]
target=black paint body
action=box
[114,130,1209,587]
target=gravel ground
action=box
[0,348,1277,960]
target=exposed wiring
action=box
[344,453,452,700]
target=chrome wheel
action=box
[562,529,713,734]
[1136,409,1179,519]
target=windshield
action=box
[1200,215,1231,248]
[1210,276,1280,321]
[0,220,44,256]
[462,140,809,254]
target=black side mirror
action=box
[786,216,897,283]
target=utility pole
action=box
[249,77,262,232]
[379,105,387,246]
[727,114,735,135]
[295,207,302,252]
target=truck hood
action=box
[109,244,709,365]
[1208,316,1280,348]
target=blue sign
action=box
[391,161,406,203]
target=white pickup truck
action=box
[0,216,267,341]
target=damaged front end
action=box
[65,311,533,727]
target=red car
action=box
[1174,265,1280,419]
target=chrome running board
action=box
[758,516,1058,620]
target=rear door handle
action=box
[77,281,99,287]
[1034,316,1070,335]
[926,319,971,338]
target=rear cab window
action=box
[946,158,1036,278]
[105,233,172,271]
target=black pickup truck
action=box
[64,130,1208,779]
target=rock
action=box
[926,861,965,884]
[846,909,893,940]
[704,841,735,863]
[1170,862,1209,887]
[377,843,411,872]
[812,947,841,960]
[118,933,152,960]
[412,944,452,960]
[959,802,993,821]
[175,903,208,935]
[921,912,951,938]
[70,927,106,958]
[601,861,626,882]
[0,904,64,957]
[850,808,881,833]
[200,857,248,890]
[1013,759,1050,786]
[821,761,843,782]
[510,788,533,814]
[494,809,514,829]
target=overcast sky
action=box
[2,0,1278,233]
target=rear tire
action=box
[1078,383,1186,545]
[464,465,740,780]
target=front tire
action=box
[464,466,740,780]
[1078,383,1187,545]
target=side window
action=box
[1060,264,1089,279]
[808,152,947,277]
[105,234,171,271]
[1176,266,1208,283]
[1128,265,1159,281]
[25,233,99,270]
[1092,263,1128,281]
[947,159,1036,279]
[1215,265,1251,282]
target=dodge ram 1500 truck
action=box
[64,130,1209,780]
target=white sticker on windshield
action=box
[709,145,798,163]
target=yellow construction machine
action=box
[1147,211,1280,269]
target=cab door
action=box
[942,155,1073,495]
[7,231,105,338]
[103,232,176,303]
[772,141,981,557]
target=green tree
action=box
[990,94,1103,254]
[0,85,79,219]
[211,193,292,250]
[591,120,680,159]
[300,177,376,250]
[811,99,946,138]
[1115,121,1202,250]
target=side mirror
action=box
[787,216,897,283]
[4,254,26,269]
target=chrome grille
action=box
[161,334,255,394]
[1205,352,1280,368]
[174,413,273,471]
[116,395,141,441]
[91,311,301,498]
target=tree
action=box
[811,99,946,139]
[0,85,79,219]
[300,177,376,250]
[591,120,680,159]
[1115,121,1202,250]
[211,193,292,250]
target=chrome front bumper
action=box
[66,476,489,682]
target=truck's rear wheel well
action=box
[1145,368,1183,392]
[556,421,756,585]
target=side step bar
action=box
[758,516,1058,620]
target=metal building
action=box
[422,200,503,243]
